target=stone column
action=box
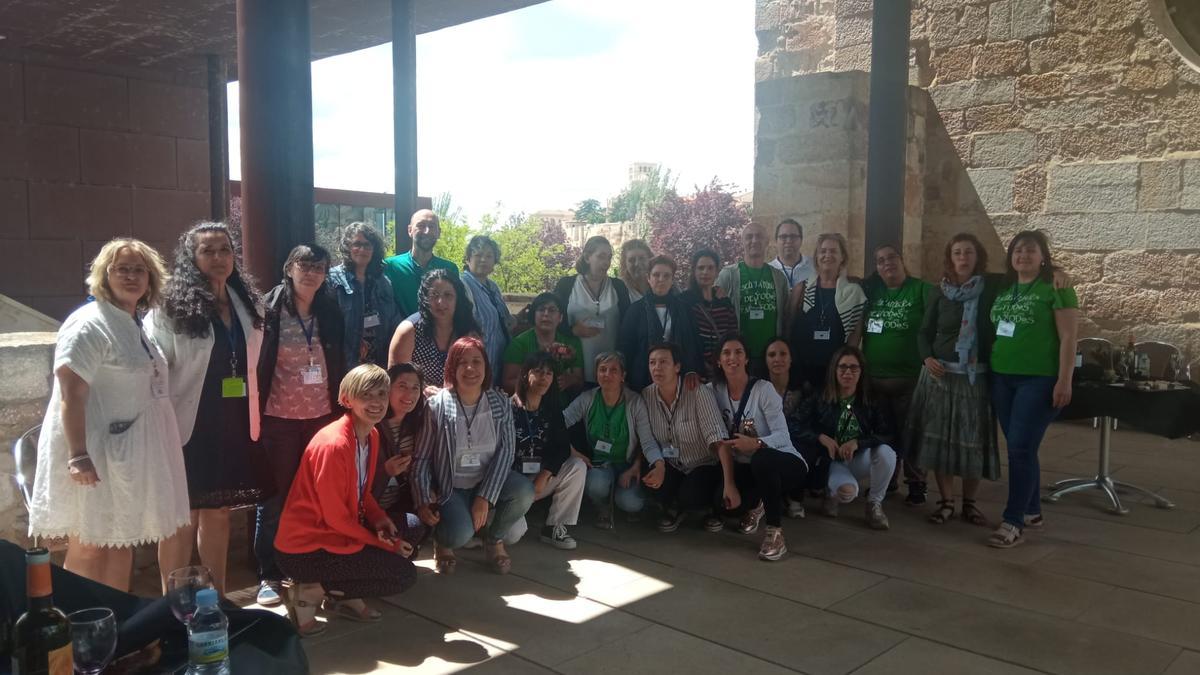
[392,0,418,253]
[236,0,316,284]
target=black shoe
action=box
[904,482,927,506]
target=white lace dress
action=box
[29,301,191,547]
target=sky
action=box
[228,0,756,225]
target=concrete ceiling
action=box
[0,0,548,70]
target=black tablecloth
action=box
[1060,382,1200,439]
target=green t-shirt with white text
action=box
[738,262,777,359]
[862,277,931,378]
[990,279,1078,376]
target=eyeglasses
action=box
[108,264,148,278]
[294,262,327,275]
[836,364,862,373]
[776,234,801,241]
[349,241,374,250]
[535,305,561,315]
[875,254,901,265]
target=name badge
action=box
[997,320,1016,338]
[221,376,247,398]
[594,439,613,454]
[661,445,680,459]
[584,316,605,329]
[151,378,169,399]
[866,318,884,334]
[300,365,325,385]
[521,459,542,475]
[459,453,482,469]
[749,309,765,320]
[814,330,831,341]
[363,312,381,329]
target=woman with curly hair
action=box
[387,268,480,390]
[327,222,398,369]
[252,243,346,606]
[149,222,269,594]
[31,238,190,591]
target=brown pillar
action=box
[236,0,315,284]
[392,0,418,253]
[206,54,230,223]
[863,0,911,274]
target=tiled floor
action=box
[213,421,1200,674]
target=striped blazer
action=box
[413,388,514,506]
[799,272,866,338]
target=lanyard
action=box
[455,393,483,451]
[519,407,540,455]
[815,286,832,329]
[134,318,162,381]
[656,379,682,446]
[296,314,317,366]
[776,258,796,286]
[583,275,607,315]
[593,393,624,441]
[722,380,757,436]
[224,307,242,376]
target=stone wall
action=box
[756,0,1200,358]
[0,52,212,321]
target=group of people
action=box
[27,208,1078,637]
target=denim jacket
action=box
[326,264,399,369]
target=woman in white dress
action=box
[552,236,632,383]
[30,238,191,591]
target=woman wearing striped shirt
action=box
[681,249,739,381]
[412,337,534,575]
[787,233,866,392]
[370,363,433,554]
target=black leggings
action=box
[652,463,723,512]
[750,450,810,527]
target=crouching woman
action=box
[275,364,417,637]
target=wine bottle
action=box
[11,548,73,675]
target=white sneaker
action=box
[785,498,806,519]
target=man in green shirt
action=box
[382,209,460,318]
[716,222,789,367]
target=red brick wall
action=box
[0,53,212,320]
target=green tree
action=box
[430,192,470,266]
[491,215,578,294]
[606,165,676,238]
[574,198,606,224]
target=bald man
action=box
[715,222,790,367]
[382,209,460,318]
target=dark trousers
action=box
[871,376,922,486]
[255,414,336,581]
[276,546,416,600]
[750,450,810,527]
[991,374,1060,529]
[652,463,723,513]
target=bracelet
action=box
[67,454,91,467]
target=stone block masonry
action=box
[755,0,1200,358]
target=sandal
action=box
[328,598,382,623]
[987,522,1023,549]
[928,499,955,524]
[961,499,989,527]
[285,583,327,638]
[485,541,512,575]
[435,545,457,575]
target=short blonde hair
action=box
[339,364,391,407]
[816,232,850,270]
[87,238,169,310]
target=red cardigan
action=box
[275,414,399,555]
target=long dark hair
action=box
[338,222,386,278]
[417,268,480,338]
[1004,230,1055,284]
[712,333,750,385]
[384,362,428,438]
[515,352,562,414]
[280,244,335,317]
[688,248,721,293]
[822,345,871,404]
[164,221,263,338]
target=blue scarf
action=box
[940,275,984,384]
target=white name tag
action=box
[521,460,542,475]
[151,377,169,399]
[300,365,325,385]
[749,309,765,320]
[459,453,482,469]
[363,312,381,328]
[867,318,884,334]
[584,317,605,329]
[594,439,613,454]
[997,320,1016,338]
[661,445,680,459]
[814,330,831,341]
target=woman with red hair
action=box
[411,336,534,575]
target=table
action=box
[1048,381,1200,514]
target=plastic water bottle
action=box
[187,588,231,674]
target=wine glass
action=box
[166,565,214,625]
[69,608,117,675]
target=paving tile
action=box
[1031,509,1200,566]
[850,637,1043,675]
[1114,465,1200,495]
[305,612,509,674]
[1079,587,1200,651]
[830,579,1181,675]
[1039,545,1200,605]
[1164,650,1200,675]
[383,558,650,668]
[556,624,797,675]
[608,563,902,675]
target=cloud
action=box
[229,0,754,225]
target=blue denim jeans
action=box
[991,374,1060,529]
[584,463,645,514]
[434,471,535,549]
